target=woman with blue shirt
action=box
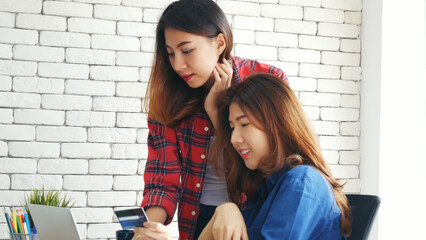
[199,73,352,240]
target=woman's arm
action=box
[145,206,167,224]
[199,202,249,240]
[204,59,233,130]
[132,207,171,240]
[141,119,182,225]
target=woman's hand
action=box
[132,222,172,240]
[199,202,249,240]
[204,59,233,130]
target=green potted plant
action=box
[23,187,75,208]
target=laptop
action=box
[28,204,82,240]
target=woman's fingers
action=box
[217,228,225,240]
[132,223,171,240]
[232,230,241,240]
[212,227,219,240]
[225,228,234,240]
[143,222,172,240]
[213,67,221,83]
[143,222,166,231]
[215,63,228,80]
[222,58,233,77]
[211,67,223,94]
[132,227,146,240]
[219,59,233,88]
[215,65,227,91]
[241,224,249,240]
[212,59,233,93]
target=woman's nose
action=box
[172,53,187,72]
[231,129,243,145]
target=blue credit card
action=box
[115,208,149,230]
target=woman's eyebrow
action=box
[236,115,247,121]
[165,41,192,49]
[229,115,247,124]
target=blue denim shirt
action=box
[242,165,342,240]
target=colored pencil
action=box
[23,210,31,234]
[3,208,13,233]
[16,214,23,234]
[18,209,26,234]
[12,207,18,233]
[9,216,16,233]
[22,211,28,234]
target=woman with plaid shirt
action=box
[132,1,287,239]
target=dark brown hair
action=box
[145,0,233,128]
[211,73,352,237]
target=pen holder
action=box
[9,233,40,240]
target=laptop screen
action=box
[28,204,82,240]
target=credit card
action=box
[114,208,149,230]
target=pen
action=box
[3,208,13,234]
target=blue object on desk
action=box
[116,229,134,240]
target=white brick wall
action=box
[0,12,15,27]
[66,48,116,65]
[89,160,138,175]
[16,13,67,31]
[0,44,12,59]
[38,159,88,174]
[13,77,64,94]
[43,1,93,18]
[40,31,90,48]
[68,18,116,35]
[14,45,65,62]
[0,28,38,45]
[0,0,363,239]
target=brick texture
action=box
[0,0,363,239]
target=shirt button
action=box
[196,183,201,188]
[201,154,205,159]
[191,211,196,216]
[204,126,209,131]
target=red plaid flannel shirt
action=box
[141,56,288,240]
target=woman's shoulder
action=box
[232,55,271,71]
[232,55,287,82]
[275,166,339,214]
[285,165,321,179]
[282,165,332,196]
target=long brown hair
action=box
[211,73,352,237]
[144,0,233,128]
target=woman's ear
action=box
[215,33,227,57]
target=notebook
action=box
[28,204,82,240]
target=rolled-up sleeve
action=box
[141,119,181,224]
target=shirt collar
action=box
[257,166,290,201]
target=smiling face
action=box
[229,102,270,171]
[164,28,223,88]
